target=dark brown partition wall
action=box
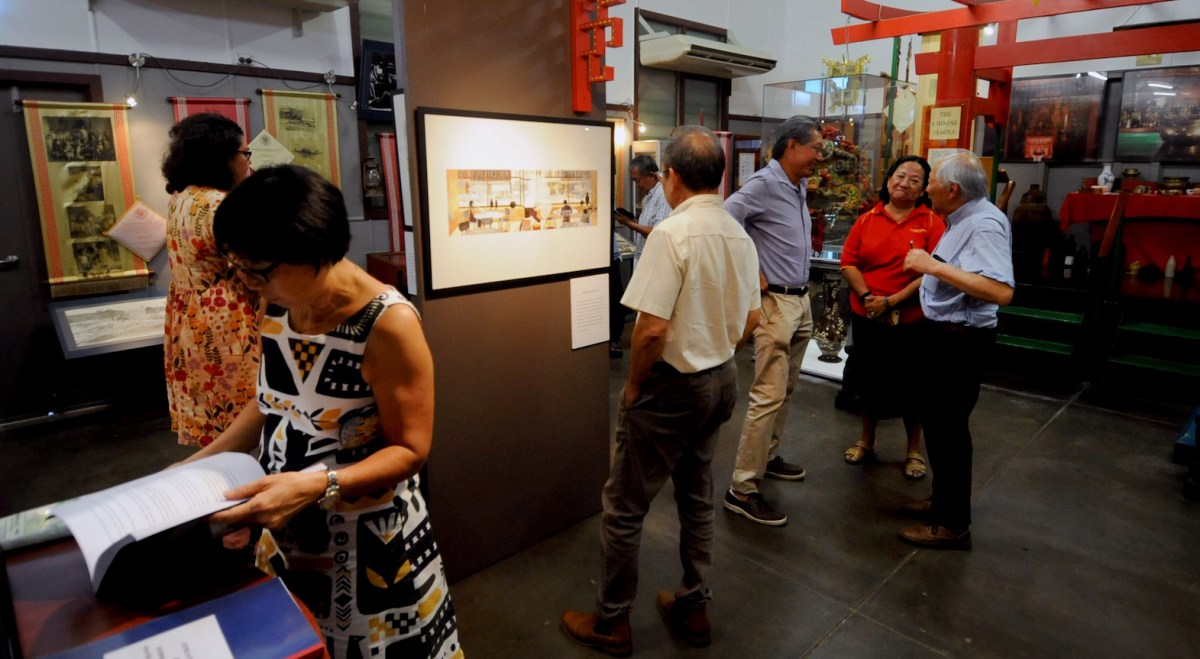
[398,0,612,582]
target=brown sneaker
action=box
[899,523,971,550]
[561,610,632,657]
[657,591,711,647]
[902,497,933,516]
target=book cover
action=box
[44,577,325,659]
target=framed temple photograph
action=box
[1003,74,1105,162]
[415,108,613,298]
[358,40,397,122]
[1116,65,1200,162]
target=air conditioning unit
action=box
[640,34,776,78]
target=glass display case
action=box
[762,75,918,258]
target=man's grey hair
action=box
[770,115,820,161]
[662,125,726,192]
[630,154,659,175]
[934,151,988,201]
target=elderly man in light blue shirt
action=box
[723,115,824,527]
[899,150,1014,550]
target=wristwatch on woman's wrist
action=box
[318,470,341,511]
[859,290,870,302]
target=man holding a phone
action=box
[615,154,672,269]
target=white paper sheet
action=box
[103,614,234,659]
[570,273,609,350]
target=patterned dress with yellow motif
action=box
[164,185,262,447]
[253,289,461,659]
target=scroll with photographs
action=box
[168,97,252,135]
[1002,74,1104,162]
[416,108,612,298]
[261,89,341,186]
[21,101,149,298]
[1117,65,1200,162]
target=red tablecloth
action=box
[1059,192,1200,274]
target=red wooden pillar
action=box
[934,27,978,150]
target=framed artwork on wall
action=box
[358,40,397,123]
[1003,74,1105,162]
[415,108,613,298]
[1116,65,1200,162]
[49,294,166,359]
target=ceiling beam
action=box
[840,0,919,21]
[914,22,1200,74]
[834,0,1170,44]
[975,22,1200,69]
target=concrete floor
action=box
[2,346,1197,658]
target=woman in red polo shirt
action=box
[840,155,945,479]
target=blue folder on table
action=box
[46,577,324,659]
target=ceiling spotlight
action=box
[637,121,647,134]
[125,94,138,107]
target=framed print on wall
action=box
[1002,74,1105,162]
[358,40,397,123]
[1116,65,1200,162]
[415,108,613,298]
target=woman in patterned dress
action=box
[161,113,260,446]
[184,166,461,659]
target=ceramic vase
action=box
[814,280,848,363]
[1097,164,1114,192]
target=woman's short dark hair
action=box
[161,113,244,194]
[878,154,932,208]
[214,165,350,269]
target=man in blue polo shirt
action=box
[900,150,1014,549]
[724,115,824,526]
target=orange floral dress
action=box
[164,186,262,446]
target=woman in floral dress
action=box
[187,166,461,659]
[161,113,260,446]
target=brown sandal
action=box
[904,453,927,480]
[844,441,875,464]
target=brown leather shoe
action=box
[899,523,971,550]
[656,591,711,647]
[561,610,632,657]
[902,497,933,516]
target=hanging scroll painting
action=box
[22,100,149,298]
[168,97,252,135]
[261,89,340,186]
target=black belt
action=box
[766,283,808,296]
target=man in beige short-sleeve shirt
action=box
[562,126,761,655]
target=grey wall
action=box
[399,0,612,582]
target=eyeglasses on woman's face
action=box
[225,254,279,285]
[237,149,253,161]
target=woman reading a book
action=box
[183,165,461,659]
